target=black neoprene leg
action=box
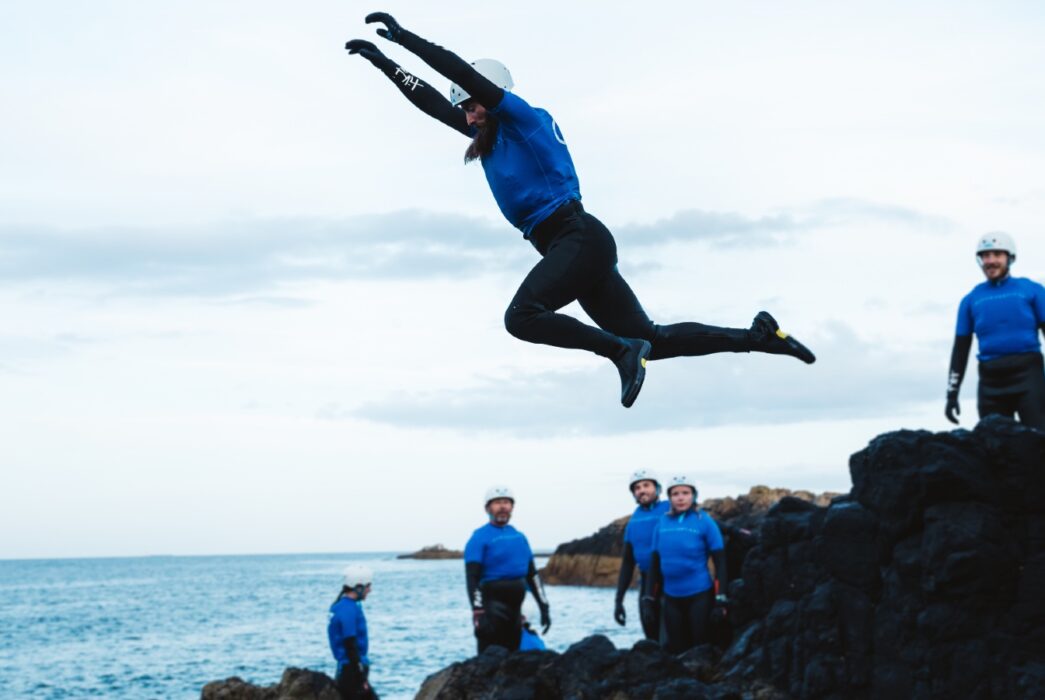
[573,214,756,361]
[638,572,660,641]
[685,590,714,648]
[477,580,526,653]
[1015,370,1045,430]
[978,391,1017,421]
[661,595,692,654]
[504,216,624,359]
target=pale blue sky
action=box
[2,1,1044,558]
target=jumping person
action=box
[946,232,1045,429]
[328,564,379,700]
[614,468,670,640]
[647,475,728,654]
[464,486,551,653]
[344,13,815,408]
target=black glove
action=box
[345,39,385,64]
[365,12,403,43]
[945,392,960,424]
[711,594,729,624]
[539,604,551,634]
[613,598,626,626]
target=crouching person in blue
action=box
[328,564,379,700]
[465,486,551,653]
[647,475,728,654]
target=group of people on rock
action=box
[326,470,730,699]
[324,8,1045,700]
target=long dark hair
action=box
[464,113,499,163]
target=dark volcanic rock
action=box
[726,417,1045,699]
[201,668,339,700]
[414,635,784,700]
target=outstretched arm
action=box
[946,335,972,424]
[346,39,470,136]
[365,12,505,110]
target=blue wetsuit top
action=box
[464,522,534,583]
[328,596,369,671]
[955,276,1045,361]
[651,509,724,598]
[624,500,670,573]
[478,92,581,238]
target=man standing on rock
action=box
[465,486,551,653]
[614,469,670,640]
[946,232,1045,429]
[328,564,379,700]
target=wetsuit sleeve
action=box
[359,51,470,136]
[526,559,549,609]
[711,549,728,593]
[615,542,636,603]
[647,551,663,597]
[948,334,973,397]
[396,29,505,110]
[465,561,483,609]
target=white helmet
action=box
[665,474,698,500]
[450,59,514,107]
[628,468,661,495]
[484,485,514,507]
[976,231,1016,267]
[342,564,373,589]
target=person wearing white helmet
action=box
[327,564,378,699]
[946,232,1045,429]
[646,475,728,654]
[344,13,815,410]
[463,486,550,653]
[614,468,670,640]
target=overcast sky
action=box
[2,1,1044,559]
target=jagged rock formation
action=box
[397,544,464,560]
[201,668,339,700]
[415,635,783,700]
[722,416,1044,698]
[541,487,837,587]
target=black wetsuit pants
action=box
[336,666,378,700]
[638,572,661,642]
[505,201,758,360]
[662,589,713,654]
[475,578,526,653]
[978,352,1045,430]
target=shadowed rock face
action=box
[725,416,1045,699]
[541,488,837,587]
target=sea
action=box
[0,553,645,699]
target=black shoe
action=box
[614,338,652,408]
[751,311,816,364]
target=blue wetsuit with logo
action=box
[625,500,671,573]
[464,523,533,582]
[950,276,1045,427]
[361,26,773,365]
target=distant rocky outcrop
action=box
[201,668,339,699]
[541,487,838,587]
[397,544,463,560]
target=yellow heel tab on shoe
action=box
[640,358,648,368]
[775,329,789,339]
